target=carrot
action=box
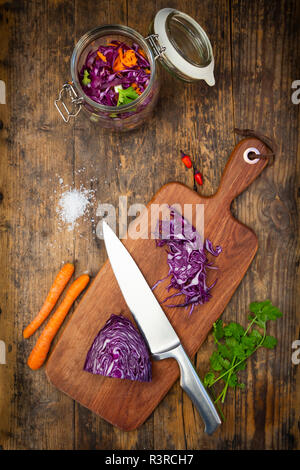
[27,274,90,370]
[138,48,146,58]
[23,263,75,339]
[132,83,142,95]
[113,48,126,72]
[113,48,138,71]
[97,51,107,62]
[121,49,137,67]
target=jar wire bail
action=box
[55,83,83,123]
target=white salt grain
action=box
[57,187,93,231]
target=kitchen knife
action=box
[102,221,221,435]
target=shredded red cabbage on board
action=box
[153,208,222,315]
[79,41,151,107]
[84,314,152,382]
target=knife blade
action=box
[102,221,221,434]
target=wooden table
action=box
[0,0,299,450]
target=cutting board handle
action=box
[215,138,270,206]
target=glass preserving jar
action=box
[55,8,215,132]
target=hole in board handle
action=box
[243,147,260,164]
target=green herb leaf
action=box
[204,300,282,418]
[249,300,283,327]
[248,328,263,345]
[213,319,225,342]
[249,300,271,314]
[210,351,223,371]
[227,373,238,388]
[217,343,234,361]
[241,335,256,349]
[224,322,245,340]
[225,336,239,349]
[117,86,139,106]
[204,371,215,387]
[82,69,91,86]
[235,361,246,371]
[240,335,256,356]
[218,356,231,370]
[262,304,283,321]
[237,382,245,389]
[232,343,247,361]
[262,335,277,349]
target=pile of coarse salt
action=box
[56,186,95,231]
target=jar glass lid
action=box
[153,8,215,85]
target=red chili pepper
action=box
[194,171,203,185]
[180,150,192,169]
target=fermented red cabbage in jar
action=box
[79,41,151,107]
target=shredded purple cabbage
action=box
[84,314,152,382]
[79,41,151,106]
[153,208,222,315]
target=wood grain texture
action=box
[0,0,76,449]
[228,0,300,450]
[0,0,298,450]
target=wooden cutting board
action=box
[46,138,269,431]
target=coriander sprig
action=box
[204,300,282,410]
[116,86,139,106]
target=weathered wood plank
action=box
[0,0,76,449]
[71,0,152,450]
[0,0,14,450]
[139,0,236,450]
[229,0,299,450]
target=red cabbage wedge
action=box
[84,314,152,382]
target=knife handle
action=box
[154,344,221,435]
